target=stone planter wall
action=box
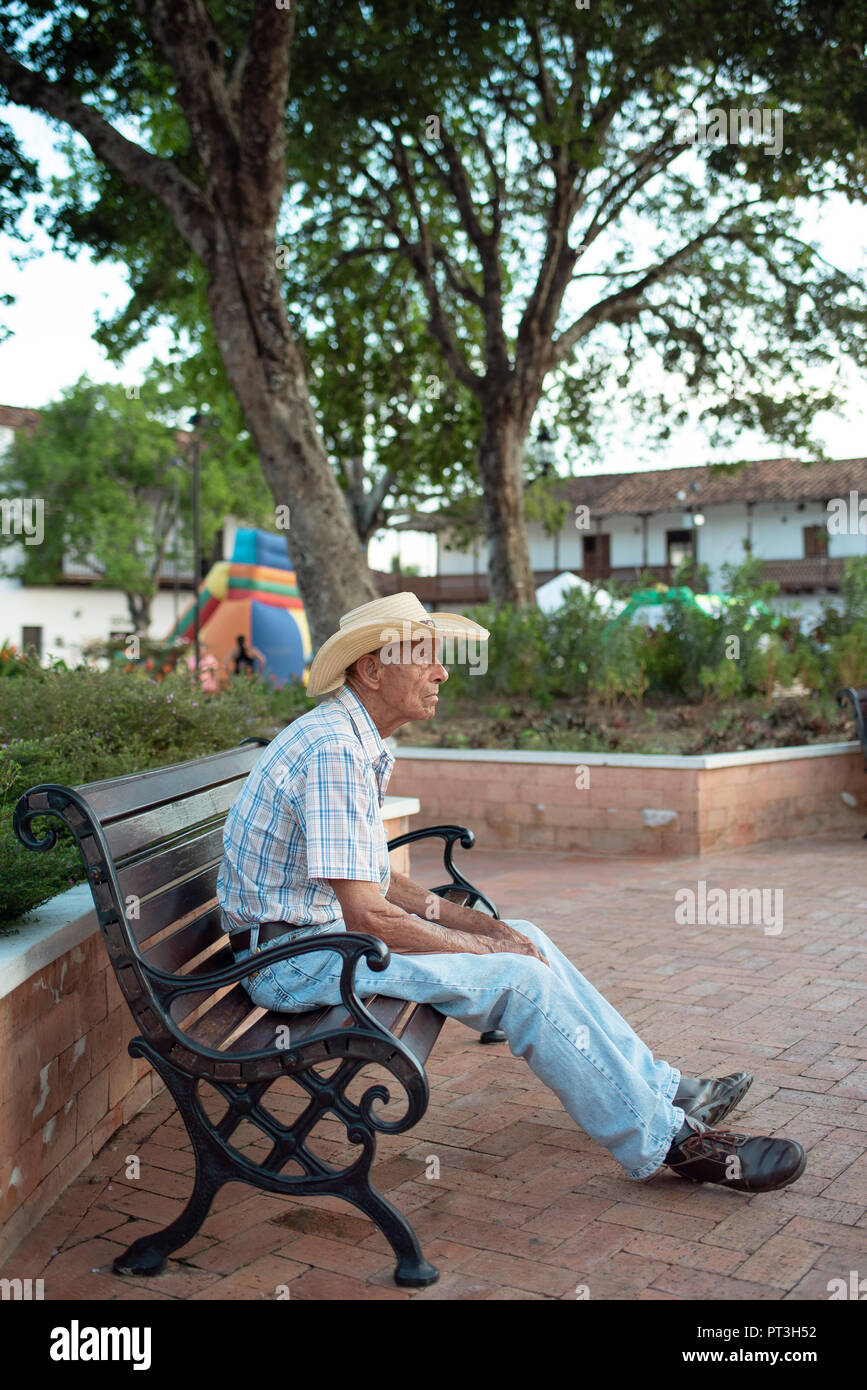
[0,798,419,1265]
[387,743,866,858]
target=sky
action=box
[1,102,865,574]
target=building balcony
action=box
[373,555,849,606]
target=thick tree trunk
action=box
[476,396,537,608]
[0,4,381,653]
[205,241,379,652]
[127,593,153,633]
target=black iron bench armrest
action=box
[386,823,499,918]
[837,686,867,753]
[144,930,390,1035]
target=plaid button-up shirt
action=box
[216,683,395,936]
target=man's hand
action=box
[327,877,548,964]
[488,919,548,964]
[385,869,548,965]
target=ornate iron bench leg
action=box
[112,1042,229,1276]
[339,1171,439,1288]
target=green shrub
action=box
[825,620,867,690]
[440,601,550,700]
[698,658,744,703]
[0,661,310,929]
[544,587,611,698]
[743,633,799,700]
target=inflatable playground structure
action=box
[164,528,312,688]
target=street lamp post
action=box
[190,413,203,675]
[167,456,183,627]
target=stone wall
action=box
[387,744,866,858]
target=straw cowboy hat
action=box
[306,591,490,698]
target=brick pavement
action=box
[2,831,865,1301]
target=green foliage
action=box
[825,621,867,690]
[743,633,799,700]
[0,639,27,677]
[0,374,273,632]
[0,661,309,928]
[819,555,867,636]
[442,601,550,699]
[670,556,711,592]
[543,587,612,697]
[588,622,649,710]
[698,657,744,704]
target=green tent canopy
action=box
[607,584,775,631]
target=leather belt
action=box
[230,920,298,958]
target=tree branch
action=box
[0,48,214,262]
[133,0,239,190]
[237,0,295,223]
[551,210,758,364]
[382,146,483,393]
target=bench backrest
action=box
[15,742,268,1048]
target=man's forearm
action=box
[385,869,494,934]
[357,888,500,957]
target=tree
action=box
[0,375,274,632]
[0,0,379,649]
[289,0,867,606]
[43,123,486,556]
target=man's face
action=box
[378,633,448,726]
[345,633,448,736]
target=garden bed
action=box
[387,741,866,858]
[392,692,853,757]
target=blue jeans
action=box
[232,916,685,1181]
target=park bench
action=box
[12,738,502,1288]
[837,686,867,838]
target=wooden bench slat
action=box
[399,1004,446,1064]
[367,997,411,1032]
[140,905,225,971]
[75,746,264,823]
[101,783,245,861]
[132,868,221,948]
[181,983,257,1049]
[223,1007,323,1056]
[117,826,225,904]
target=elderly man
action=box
[217,593,805,1192]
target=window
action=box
[666,529,693,569]
[21,626,42,657]
[803,525,828,557]
[582,533,611,578]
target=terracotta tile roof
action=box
[0,404,41,432]
[553,456,867,514]
[397,456,867,531]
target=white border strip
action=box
[394,742,860,771]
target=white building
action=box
[0,404,198,665]
[390,456,867,625]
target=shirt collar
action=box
[330,682,394,770]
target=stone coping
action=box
[0,794,421,1004]
[394,740,860,771]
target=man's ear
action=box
[349,651,382,690]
